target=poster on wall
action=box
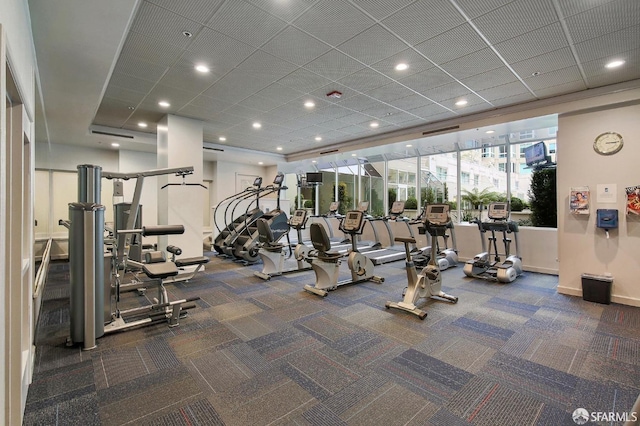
[570,186,590,214]
[626,185,640,215]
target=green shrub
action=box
[529,168,557,227]
[303,200,313,208]
[510,197,524,212]
[404,196,418,210]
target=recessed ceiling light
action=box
[276,147,283,151]
[195,64,210,73]
[370,122,379,128]
[138,122,148,128]
[455,99,468,106]
[304,101,315,108]
[157,125,168,131]
[158,101,170,108]
[406,144,412,147]
[486,130,495,134]
[605,59,625,69]
[315,136,322,141]
[111,142,120,147]
[395,63,409,71]
[252,122,262,129]
[258,162,264,165]
[219,136,226,142]
[351,154,357,157]
[312,160,317,163]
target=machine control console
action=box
[357,201,370,212]
[289,209,307,227]
[342,210,364,232]
[390,201,405,215]
[328,201,339,214]
[425,204,450,226]
[488,202,509,220]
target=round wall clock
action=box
[593,132,623,155]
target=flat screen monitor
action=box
[431,206,444,213]
[273,174,284,185]
[306,172,323,183]
[524,142,547,166]
[253,177,262,187]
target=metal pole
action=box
[83,209,97,350]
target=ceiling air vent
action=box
[320,149,339,155]
[422,125,459,136]
[91,130,134,139]
[204,147,224,152]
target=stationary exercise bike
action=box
[304,210,384,297]
[385,204,458,319]
[412,205,458,271]
[463,201,523,283]
[254,209,312,280]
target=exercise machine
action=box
[304,210,384,297]
[363,201,418,265]
[254,209,313,280]
[213,177,263,255]
[385,204,458,319]
[463,201,523,283]
[230,173,290,264]
[412,204,458,271]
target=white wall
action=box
[35,142,119,171]
[557,101,640,306]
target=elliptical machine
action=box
[385,204,458,319]
[304,210,384,297]
[254,209,313,280]
[412,204,458,270]
[463,201,523,283]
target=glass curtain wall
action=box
[387,158,417,215]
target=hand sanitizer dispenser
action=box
[596,209,618,238]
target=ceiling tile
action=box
[293,0,375,47]
[130,1,203,49]
[365,83,417,104]
[103,86,147,105]
[381,0,466,45]
[461,67,519,92]
[187,27,257,70]
[146,0,224,23]
[337,68,393,92]
[573,25,640,63]
[455,0,515,19]
[139,84,199,110]
[421,82,474,103]
[158,62,220,93]
[399,68,455,94]
[510,47,578,78]
[534,80,588,98]
[336,94,382,112]
[108,72,157,93]
[236,50,298,81]
[245,0,317,23]
[564,0,640,43]
[440,48,505,80]
[119,32,184,67]
[370,48,435,79]
[524,66,584,91]
[276,68,333,92]
[187,95,233,111]
[414,24,488,65]
[350,0,415,20]
[93,98,132,128]
[556,0,618,18]
[472,0,559,44]
[386,94,431,111]
[303,49,366,81]
[338,25,408,65]
[477,81,532,102]
[494,23,569,63]
[206,1,287,48]
[112,54,169,83]
[262,26,332,66]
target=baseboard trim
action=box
[557,286,640,307]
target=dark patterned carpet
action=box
[24,253,640,425]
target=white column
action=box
[157,115,204,258]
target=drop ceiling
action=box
[29,0,640,165]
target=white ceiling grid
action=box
[91,0,640,155]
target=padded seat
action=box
[142,262,179,279]
[257,218,285,252]
[310,223,342,263]
[175,256,210,268]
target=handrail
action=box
[33,237,53,342]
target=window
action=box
[436,167,447,181]
[481,145,494,158]
[493,178,500,188]
[474,174,479,186]
[498,163,506,172]
[520,143,531,158]
[549,142,556,154]
[512,163,517,173]
[461,172,470,184]
[499,145,507,158]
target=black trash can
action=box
[581,274,613,304]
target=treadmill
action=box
[363,201,416,265]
